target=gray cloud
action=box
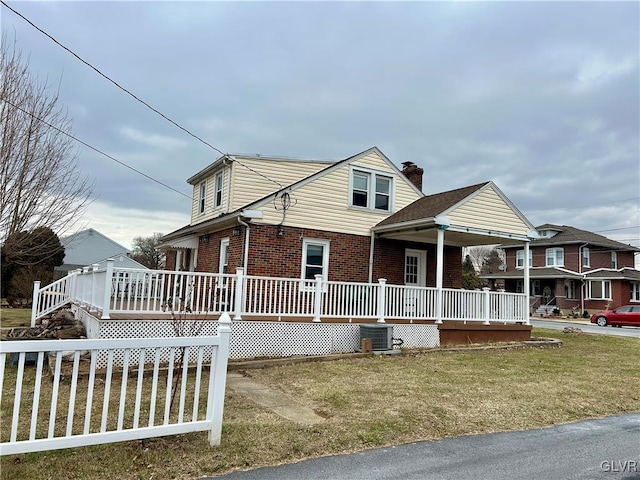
[2,1,638,248]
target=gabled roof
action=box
[60,228,131,266]
[503,224,640,252]
[161,146,423,242]
[375,182,489,227]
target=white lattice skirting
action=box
[75,309,439,367]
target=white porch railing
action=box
[0,314,232,455]
[31,260,529,324]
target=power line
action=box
[1,96,193,200]
[593,226,640,234]
[1,0,284,189]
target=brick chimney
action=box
[401,161,424,191]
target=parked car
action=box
[590,305,640,327]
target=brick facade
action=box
[167,224,464,288]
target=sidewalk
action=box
[530,315,591,325]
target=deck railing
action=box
[0,314,232,454]
[32,260,529,324]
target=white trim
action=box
[348,165,395,213]
[214,172,224,208]
[404,249,427,287]
[198,180,207,214]
[586,279,612,300]
[219,238,230,274]
[301,238,330,282]
[545,247,564,267]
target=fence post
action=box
[101,259,115,319]
[90,264,99,312]
[377,278,387,323]
[233,267,244,321]
[312,274,323,322]
[208,312,232,446]
[81,267,90,307]
[30,281,41,327]
[483,287,491,325]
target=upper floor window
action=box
[199,181,206,214]
[582,247,590,267]
[350,168,392,212]
[214,173,224,208]
[301,239,330,282]
[611,251,617,269]
[516,249,532,269]
[546,248,564,267]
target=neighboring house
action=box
[482,224,640,314]
[160,147,535,298]
[55,228,148,278]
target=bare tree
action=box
[0,35,93,261]
[465,246,494,272]
[131,233,166,270]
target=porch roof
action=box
[481,267,583,280]
[373,181,535,247]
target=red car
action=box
[591,305,640,327]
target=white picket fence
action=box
[31,261,529,325]
[0,315,232,455]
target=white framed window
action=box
[582,247,590,267]
[516,249,532,269]
[198,181,206,214]
[214,173,223,208]
[631,282,640,302]
[587,280,611,300]
[219,238,229,274]
[301,239,330,282]
[546,248,564,267]
[516,280,524,293]
[611,251,617,269]
[349,168,393,212]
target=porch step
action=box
[535,305,556,317]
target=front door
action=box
[405,249,427,316]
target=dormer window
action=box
[350,168,393,212]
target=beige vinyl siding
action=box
[189,168,230,225]
[257,154,422,236]
[447,186,530,235]
[230,157,329,211]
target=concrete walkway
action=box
[226,373,325,426]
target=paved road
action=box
[531,319,640,338]
[206,414,640,480]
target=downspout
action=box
[368,231,375,283]
[237,217,250,273]
[578,243,588,317]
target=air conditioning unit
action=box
[359,324,393,351]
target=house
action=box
[159,147,536,311]
[54,228,148,278]
[481,224,640,315]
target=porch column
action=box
[101,258,114,319]
[524,241,530,325]
[435,228,445,324]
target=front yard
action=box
[1,328,639,479]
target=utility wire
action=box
[1,96,193,200]
[1,0,284,189]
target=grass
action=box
[0,308,32,333]
[1,328,639,479]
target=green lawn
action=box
[0,308,32,333]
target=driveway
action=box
[205,414,640,480]
[531,319,640,338]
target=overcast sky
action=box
[2,1,639,254]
